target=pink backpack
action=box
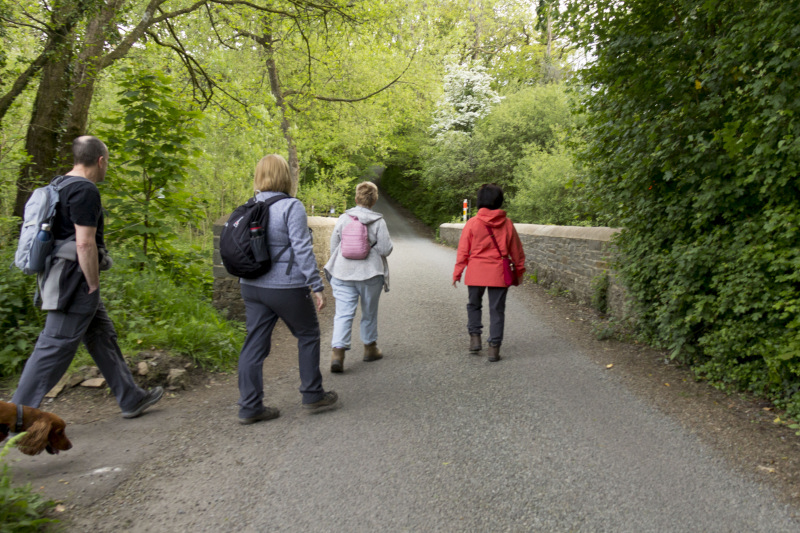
[340,215,371,259]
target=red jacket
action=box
[453,208,526,287]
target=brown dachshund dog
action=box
[0,401,72,456]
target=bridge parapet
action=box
[212,215,337,321]
[439,223,630,318]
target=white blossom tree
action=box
[430,62,502,140]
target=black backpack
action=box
[219,194,289,278]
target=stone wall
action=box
[439,223,629,318]
[212,215,338,322]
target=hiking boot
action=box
[469,334,482,353]
[121,386,164,419]
[302,391,338,410]
[363,342,383,362]
[488,344,501,362]
[239,406,280,425]
[331,347,345,373]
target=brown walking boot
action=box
[487,343,501,362]
[469,334,482,353]
[331,348,345,373]
[363,342,383,362]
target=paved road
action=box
[11,195,800,531]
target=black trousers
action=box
[467,286,508,346]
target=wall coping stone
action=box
[441,222,620,241]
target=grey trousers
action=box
[12,283,146,411]
[467,286,509,346]
[238,284,325,418]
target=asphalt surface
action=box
[9,195,800,532]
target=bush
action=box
[0,218,43,378]
[297,167,357,216]
[0,436,58,532]
[101,259,244,371]
[507,138,579,225]
[475,84,577,190]
[567,0,800,413]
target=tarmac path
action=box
[8,195,800,532]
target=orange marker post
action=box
[463,199,468,221]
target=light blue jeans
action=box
[330,275,384,350]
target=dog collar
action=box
[15,403,24,433]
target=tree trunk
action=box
[0,0,91,129]
[264,34,300,193]
[60,0,125,162]
[13,47,75,217]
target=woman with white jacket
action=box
[323,182,393,373]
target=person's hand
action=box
[452,280,459,288]
[312,291,326,311]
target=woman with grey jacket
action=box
[236,154,337,424]
[324,182,393,373]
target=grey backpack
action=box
[14,175,83,275]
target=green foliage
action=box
[567,0,800,413]
[475,84,577,189]
[384,83,588,228]
[507,138,578,225]
[0,218,42,377]
[101,258,244,371]
[591,271,609,315]
[297,167,357,216]
[0,435,58,532]
[96,67,205,266]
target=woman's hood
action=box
[345,206,384,224]
[476,208,508,227]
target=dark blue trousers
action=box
[238,285,325,418]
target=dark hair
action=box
[477,183,504,210]
[72,136,107,167]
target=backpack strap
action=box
[483,222,507,260]
[259,193,294,275]
[35,175,93,296]
[51,175,88,191]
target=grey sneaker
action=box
[302,391,338,410]
[239,406,280,425]
[121,386,164,419]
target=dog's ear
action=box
[49,420,72,452]
[16,418,53,456]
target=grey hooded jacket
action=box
[240,191,324,293]
[324,206,393,292]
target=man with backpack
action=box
[12,136,163,418]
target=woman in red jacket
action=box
[452,184,526,362]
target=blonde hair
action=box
[355,181,379,208]
[254,154,294,195]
